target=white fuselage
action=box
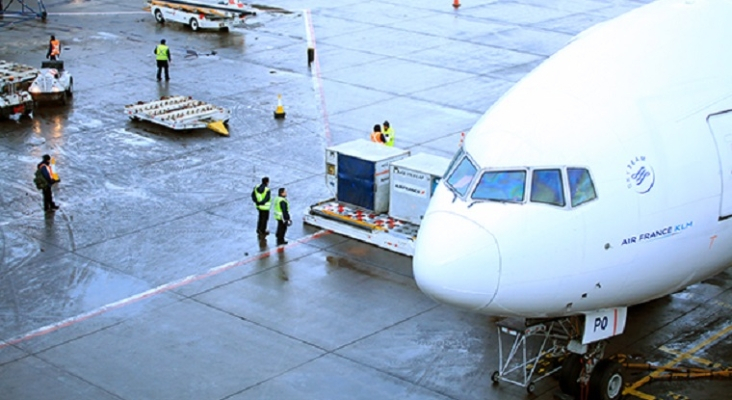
[413,0,732,318]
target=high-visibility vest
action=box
[274,196,289,221]
[50,40,60,56]
[383,127,395,147]
[253,185,270,211]
[370,131,383,143]
[156,44,169,61]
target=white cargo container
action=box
[389,153,450,224]
[325,139,410,214]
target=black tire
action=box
[589,359,624,400]
[220,27,229,32]
[154,9,164,23]
[491,371,500,384]
[66,78,73,98]
[189,18,199,31]
[60,91,68,105]
[559,353,582,397]
[526,381,535,394]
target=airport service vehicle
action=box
[28,60,73,104]
[124,95,230,136]
[0,60,38,119]
[148,0,255,31]
[304,141,450,257]
[412,0,732,398]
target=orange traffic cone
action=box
[274,94,286,119]
[453,0,461,8]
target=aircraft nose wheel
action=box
[589,359,624,400]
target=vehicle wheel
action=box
[220,27,230,32]
[589,359,624,400]
[491,371,500,384]
[526,382,536,394]
[154,9,164,23]
[66,78,73,98]
[189,18,199,31]
[559,353,582,397]
[60,91,68,105]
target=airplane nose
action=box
[413,211,500,312]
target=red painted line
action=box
[0,230,331,350]
[304,9,332,147]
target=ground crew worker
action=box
[47,35,61,60]
[383,120,395,147]
[274,187,291,246]
[370,124,385,144]
[154,39,171,81]
[37,154,60,212]
[252,176,271,237]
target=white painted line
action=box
[49,12,149,16]
[304,9,332,147]
[0,230,331,350]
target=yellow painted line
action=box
[713,299,732,310]
[624,323,732,394]
[658,345,721,368]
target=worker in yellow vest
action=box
[274,187,292,246]
[383,120,395,147]
[251,177,271,237]
[154,39,171,81]
[47,35,61,60]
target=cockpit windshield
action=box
[442,150,596,208]
[445,152,478,197]
[472,170,526,203]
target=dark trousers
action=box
[276,219,288,244]
[156,60,169,80]
[257,209,269,234]
[42,186,55,210]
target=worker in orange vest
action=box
[47,35,61,60]
[370,124,385,144]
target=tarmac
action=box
[1,0,731,399]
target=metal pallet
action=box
[124,95,231,135]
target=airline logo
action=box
[626,156,654,194]
[621,221,693,245]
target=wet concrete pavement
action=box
[1,0,732,399]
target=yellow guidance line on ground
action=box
[624,322,732,399]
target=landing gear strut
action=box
[491,316,625,399]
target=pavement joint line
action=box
[0,229,331,351]
[304,9,331,147]
[624,322,732,394]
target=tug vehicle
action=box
[28,60,74,104]
[147,0,255,31]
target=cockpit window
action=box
[445,154,478,197]
[568,168,597,207]
[531,169,565,207]
[472,170,526,203]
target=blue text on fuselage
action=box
[621,221,693,245]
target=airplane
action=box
[412,0,732,398]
